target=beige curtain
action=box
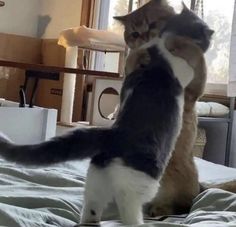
[193,0,204,18]
[89,0,101,28]
[228,0,236,97]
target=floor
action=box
[56,121,90,136]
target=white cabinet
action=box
[0,100,57,144]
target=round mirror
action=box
[98,87,119,120]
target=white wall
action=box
[0,0,40,37]
[39,0,82,39]
[0,0,82,38]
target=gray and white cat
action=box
[0,34,195,225]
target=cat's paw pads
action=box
[147,203,172,217]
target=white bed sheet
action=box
[195,157,236,184]
[0,157,235,226]
[0,158,89,226]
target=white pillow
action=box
[196,101,229,117]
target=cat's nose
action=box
[140,33,149,42]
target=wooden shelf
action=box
[0,60,120,78]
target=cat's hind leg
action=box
[113,188,144,225]
[80,164,112,224]
[109,159,159,225]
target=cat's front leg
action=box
[165,35,206,101]
[125,49,151,75]
[80,164,112,224]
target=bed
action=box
[0,156,235,227]
[0,101,236,226]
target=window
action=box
[168,0,191,12]
[137,0,234,89]
[168,0,234,94]
[204,0,234,84]
[103,0,130,73]
[93,0,130,73]
[108,0,129,34]
[95,0,234,87]
[96,0,191,73]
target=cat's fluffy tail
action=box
[0,128,111,165]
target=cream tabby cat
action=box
[115,0,212,216]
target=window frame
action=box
[93,0,230,96]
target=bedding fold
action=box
[0,158,235,226]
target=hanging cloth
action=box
[228,0,236,97]
[193,0,204,18]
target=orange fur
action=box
[114,0,174,48]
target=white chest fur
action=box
[141,35,194,88]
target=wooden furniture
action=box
[20,70,60,108]
[57,26,126,121]
[0,103,57,143]
[0,33,42,101]
[0,60,119,78]
[89,77,123,126]
[0,59,120,123]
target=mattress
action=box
[195,157,236,185]
[0,158,235,226]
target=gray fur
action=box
[0,43,184,179]
[161,4,214,52]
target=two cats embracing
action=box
[0,0,213,225]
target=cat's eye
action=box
[131,32,140,39]
[149,22,156,29]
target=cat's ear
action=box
[205,29,214,37]
[113,15,127,24]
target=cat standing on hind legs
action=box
[81,35,196,225]
[0,34,196,225]
[114,0,213,216]
[80,159,158,224]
